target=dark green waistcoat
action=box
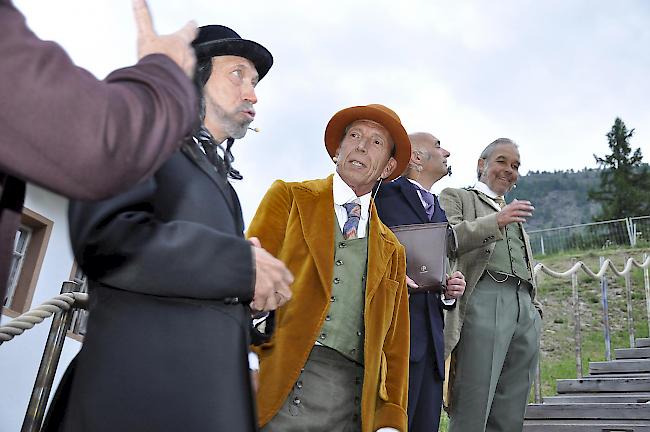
[486,222,533,282]
[317,219,367,364]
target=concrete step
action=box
[590,359,650,375]
[557,377,650,393]
[524,420,650,432]
[637,338,650,348]
[543,393,650,404]
[525,403,650,420]
[616,347,650,359]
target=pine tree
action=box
[588,118,650,220]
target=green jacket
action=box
[439,187,543,358]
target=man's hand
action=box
[405,275,419,289]
[445,271,466,299]
[496,199,534,228]
[133,0,198,77]
[249,237,293,312]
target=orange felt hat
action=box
[324,104,411,181]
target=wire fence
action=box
[528,216,650,256]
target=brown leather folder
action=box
[390,223,457,293]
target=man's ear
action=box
[477,158,485,179]
[380,157,397,180]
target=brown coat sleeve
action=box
[0,1,198,200]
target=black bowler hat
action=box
[192,25,273,80]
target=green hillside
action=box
[508,169,602,230]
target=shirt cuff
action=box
[441,295,456,306]
[248,352,260,371]
[376,428,399,432]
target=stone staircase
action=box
[524,337,650,431]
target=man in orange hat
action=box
[248,104,411,432]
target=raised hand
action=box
[132,0,198,77]
[496,199,534,228]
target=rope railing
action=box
[534,256,650,279]
[531,253,650,404]
[0,291,88,345]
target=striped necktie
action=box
[494,195,506,209]
[342,201,362,239]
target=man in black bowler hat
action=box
[43,25,292,432]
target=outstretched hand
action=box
[133,0,198,77]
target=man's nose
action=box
[243,83,257,104]
[356,137,369,152]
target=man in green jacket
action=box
[440,138,543,432]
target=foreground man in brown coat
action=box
[249,104,412,432]
[0,0,198,314]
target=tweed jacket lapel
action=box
[365,200,397,302]
[471,188,501,213]
[294,176,336,296]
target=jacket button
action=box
[320,332,327,340]
[336,260,343,266]
[325,315,331,321]
[296,380,303,389]
[333,277,340,284]
[339,242,347,248]
[485,249,490,254]
[357,330,362,336]
[330,296,336,302]
[293,397,301,406]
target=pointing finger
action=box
[133,0,156,38]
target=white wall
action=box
[0,185,82,432]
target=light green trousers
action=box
[449,275,541,432]
[262,345,363,432]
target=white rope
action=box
[534,256,650,279]
[0,292,88,345]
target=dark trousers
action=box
[408,343,443,432]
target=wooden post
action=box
[624,255,635,348]
[599,256,612,362]
[643,253,650,340]
[571,258,583,378]
[533,272,542,403]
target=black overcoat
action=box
[45,142,257,432]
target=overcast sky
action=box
[15,0,650,223]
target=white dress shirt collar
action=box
[472,181,503,211]
[333,172,371,238]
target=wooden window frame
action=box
[2,207,53,316]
